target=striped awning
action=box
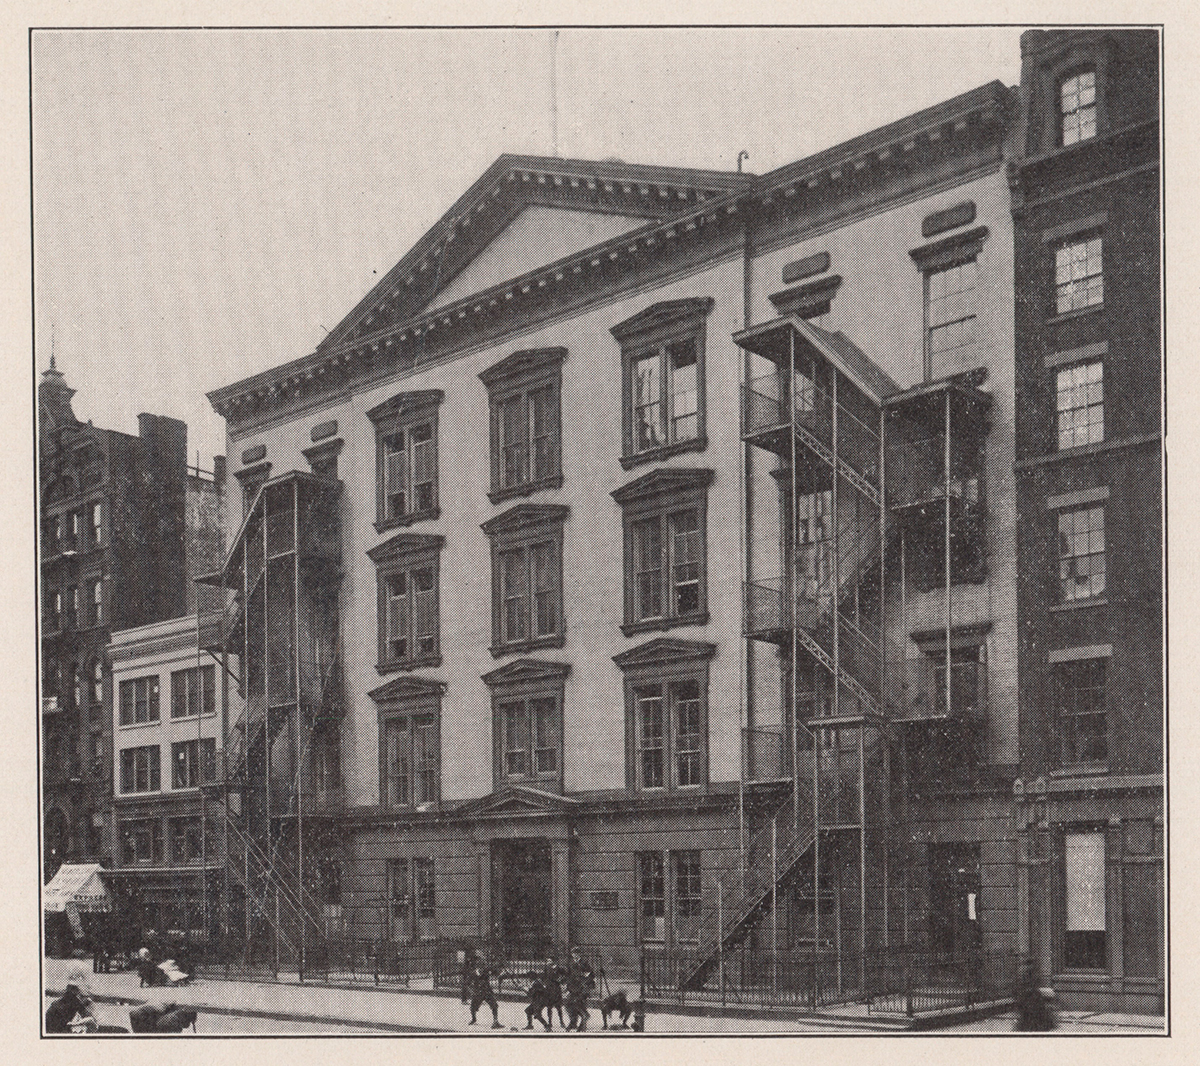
[43,863,112,913]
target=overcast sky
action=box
[32,27,1024,466]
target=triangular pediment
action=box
[480,504,569,538]
[613,637,716,671]
[367,531,445,565]
[610,297,714,344]
[481,658,571,687]
[611,466,714,505]
[366,388,444,425]
[317,156,750,355]
[368,674,445,704]
[426,206,650,313]
[453,785,581,818]
[478,346,566,389]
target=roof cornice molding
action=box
[208,88,1011,427]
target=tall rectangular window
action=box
[85,577,102,626]
[674,850,702,942]
[369,390,442,531]
[639,852,666,943]
[1057,658,1107,765]
[620,491,709,632]
[65,585,78,629]
[1060,70,1097,146]
[169,816,213,865]
[119,676,161,725]
[1064,831,1107,969]
[1055,235,1103,314]
[386,858,437,941]
[497,694,561,785]
[387,858,411,941]
[1058,506,1106,602]
[90,501,103,546]
[383,423,436,522]
[382,714,438,807]
[1056,360,1104,450]
[120,745,161,793]
[484,505,567,655]
[613,299,712,468]
[925,259,978,378]
[480,347,565,503]
[633,679,706,791]
[371,536,442,672]
[171,738,217,789]
[171,665,216,719]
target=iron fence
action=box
[640,944,1017,1015]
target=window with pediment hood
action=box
[368,389,443,531]
[614,637,713,793]
[481,504,567,656]
[480,347,565,503]
[612,467,713,635]
[368,532,443,673]
[612,299,713,470]
[482,658,569,793]
[371,674,442,809]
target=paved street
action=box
[42,957,1165,1037]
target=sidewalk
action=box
[43,958,1166,1036]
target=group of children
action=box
[462,946,644,1032]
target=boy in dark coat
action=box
[465,957,504,1028]
[563,947,594,1032]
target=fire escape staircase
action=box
[679,795,816,991]
[213,650,342,963]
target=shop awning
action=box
[43,863,112,914]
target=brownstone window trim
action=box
[481,348,566,503]
[374,547,442,674]
[619,655,711,794]
[617,310,711,469]
[487,519,566,657]
[488,678,565,793]
[377,697,441,809]
[617,481,711,636]
[371,399,441,532]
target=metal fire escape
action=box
[685,313,992,997]
[204,472,344,969]
[678,317,898,993]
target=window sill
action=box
[488,474,564,506]
[374,508,441,534]
[1049,598,1107,613]
[376,655,442,676]
[168,710,220,723]
[118,720,163,730]
[1050,764,1108,778]
[1045,304,1104,326]
[489,634,565,659]
[621,612,709,638]
[1051,595,1104,612]
[620,435,707,471]
[499,775,562,793]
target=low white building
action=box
[107,612,239,937]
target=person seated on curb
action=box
[45,981,97,1034]
[129,1001,199,1033]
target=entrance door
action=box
[492,840,552,950]
[928,843,981,956]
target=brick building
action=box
[1009,29,1163,1013]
